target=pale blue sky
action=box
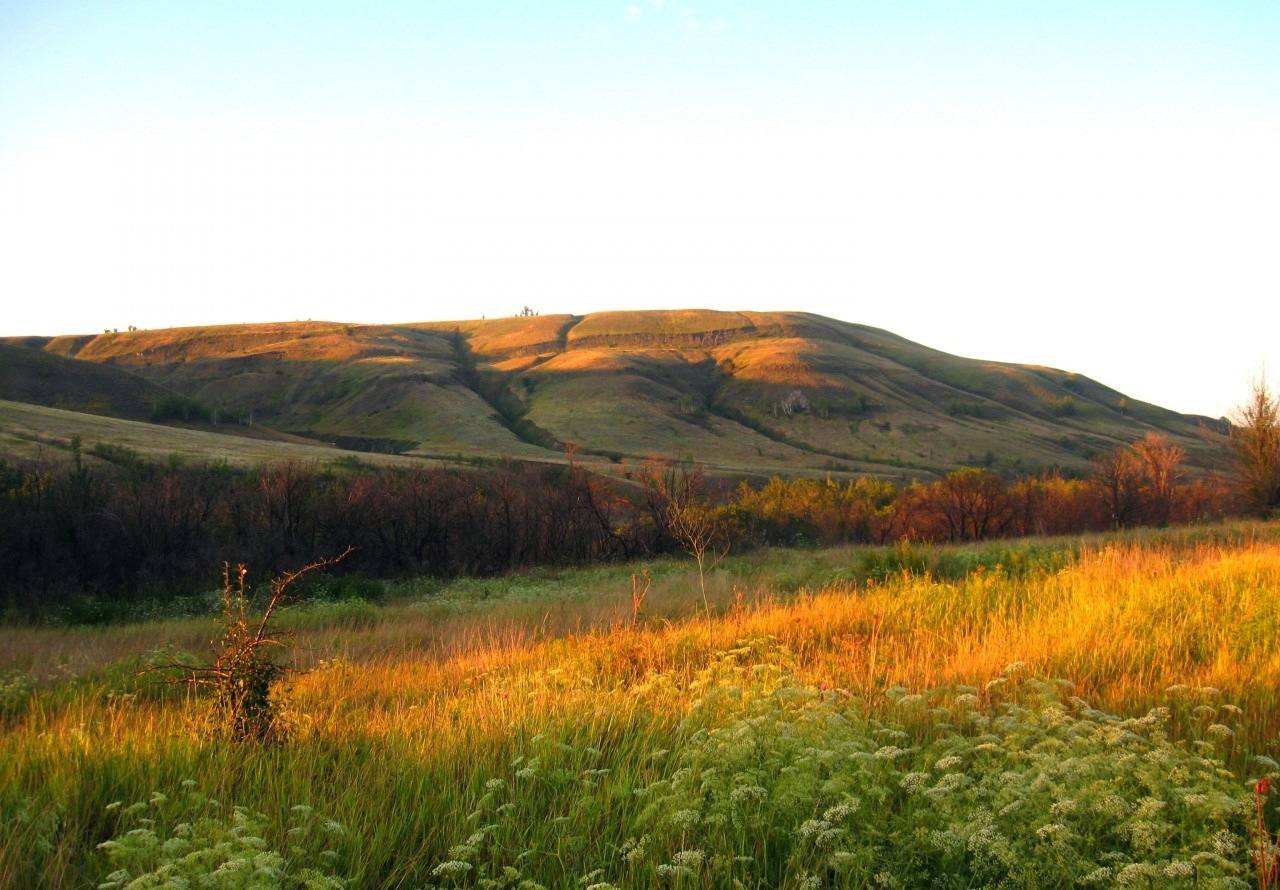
[1,1,1277,417]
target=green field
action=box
[3,522,1279,888]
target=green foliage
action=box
[1053,396,1079,417]
[423,645,1255,889]
[150,394,213,424]
[96,782,346,889]
[944,399,987,419]
[0,670,32,720]
[90,441,148,473]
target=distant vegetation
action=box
[0,425,1247,621]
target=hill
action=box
[1,310,1216,479]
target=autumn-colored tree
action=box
[1229,374,1280,515]
[1132,432,1186,526]
[1007,472,1103,537]
[927,467,1013,542]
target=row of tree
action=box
[1,377,1277,619]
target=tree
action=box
[1229,373,1280,515]
[1091,447,1146,529]
[1131,432,1185,526]
[928,467,1012,541]
[642,457,727,635]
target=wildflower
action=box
[669,809,701,830]
[671,850,704,868]
[432,861,474,879]
[900,772,929,794]
[1036,823,1069,842]
[1257,778,1272,795]
[730,785,768,806]
[655,863,693,879]
[1211,829,1241,856]
[823,802,858,822]
[1117,863,1166,885]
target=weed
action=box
[148,550,349,742]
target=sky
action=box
[1,1,1276,419]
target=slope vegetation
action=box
[2,311,1213,478]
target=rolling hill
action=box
[0,310,1218,480]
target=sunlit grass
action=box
[2,522,1279,887]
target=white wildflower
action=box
[823,802,857,822]
[1115,863,1161,885]
[1036,823,1069,842]
[899,772,929,794]
[730,785,768,806]
[655,864,692,879]
[669,809,701,830]
[1211,829,1241,856]
[432,861,474,879]
[671,850,704,868]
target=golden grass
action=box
[568,309,757,341]
[3,527,1280,886]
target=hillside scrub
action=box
[2,530,1279,886]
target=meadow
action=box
[2,522,1280,888]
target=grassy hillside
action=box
[2,311,1217,478]
[0,400,412,468]
[0,341,177,422]
[1,523,1277,887]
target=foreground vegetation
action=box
[3,522,1280,887]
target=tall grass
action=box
[1,522,1279,887]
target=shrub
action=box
[149,552,349,742]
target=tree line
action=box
[2,375,1277,621]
